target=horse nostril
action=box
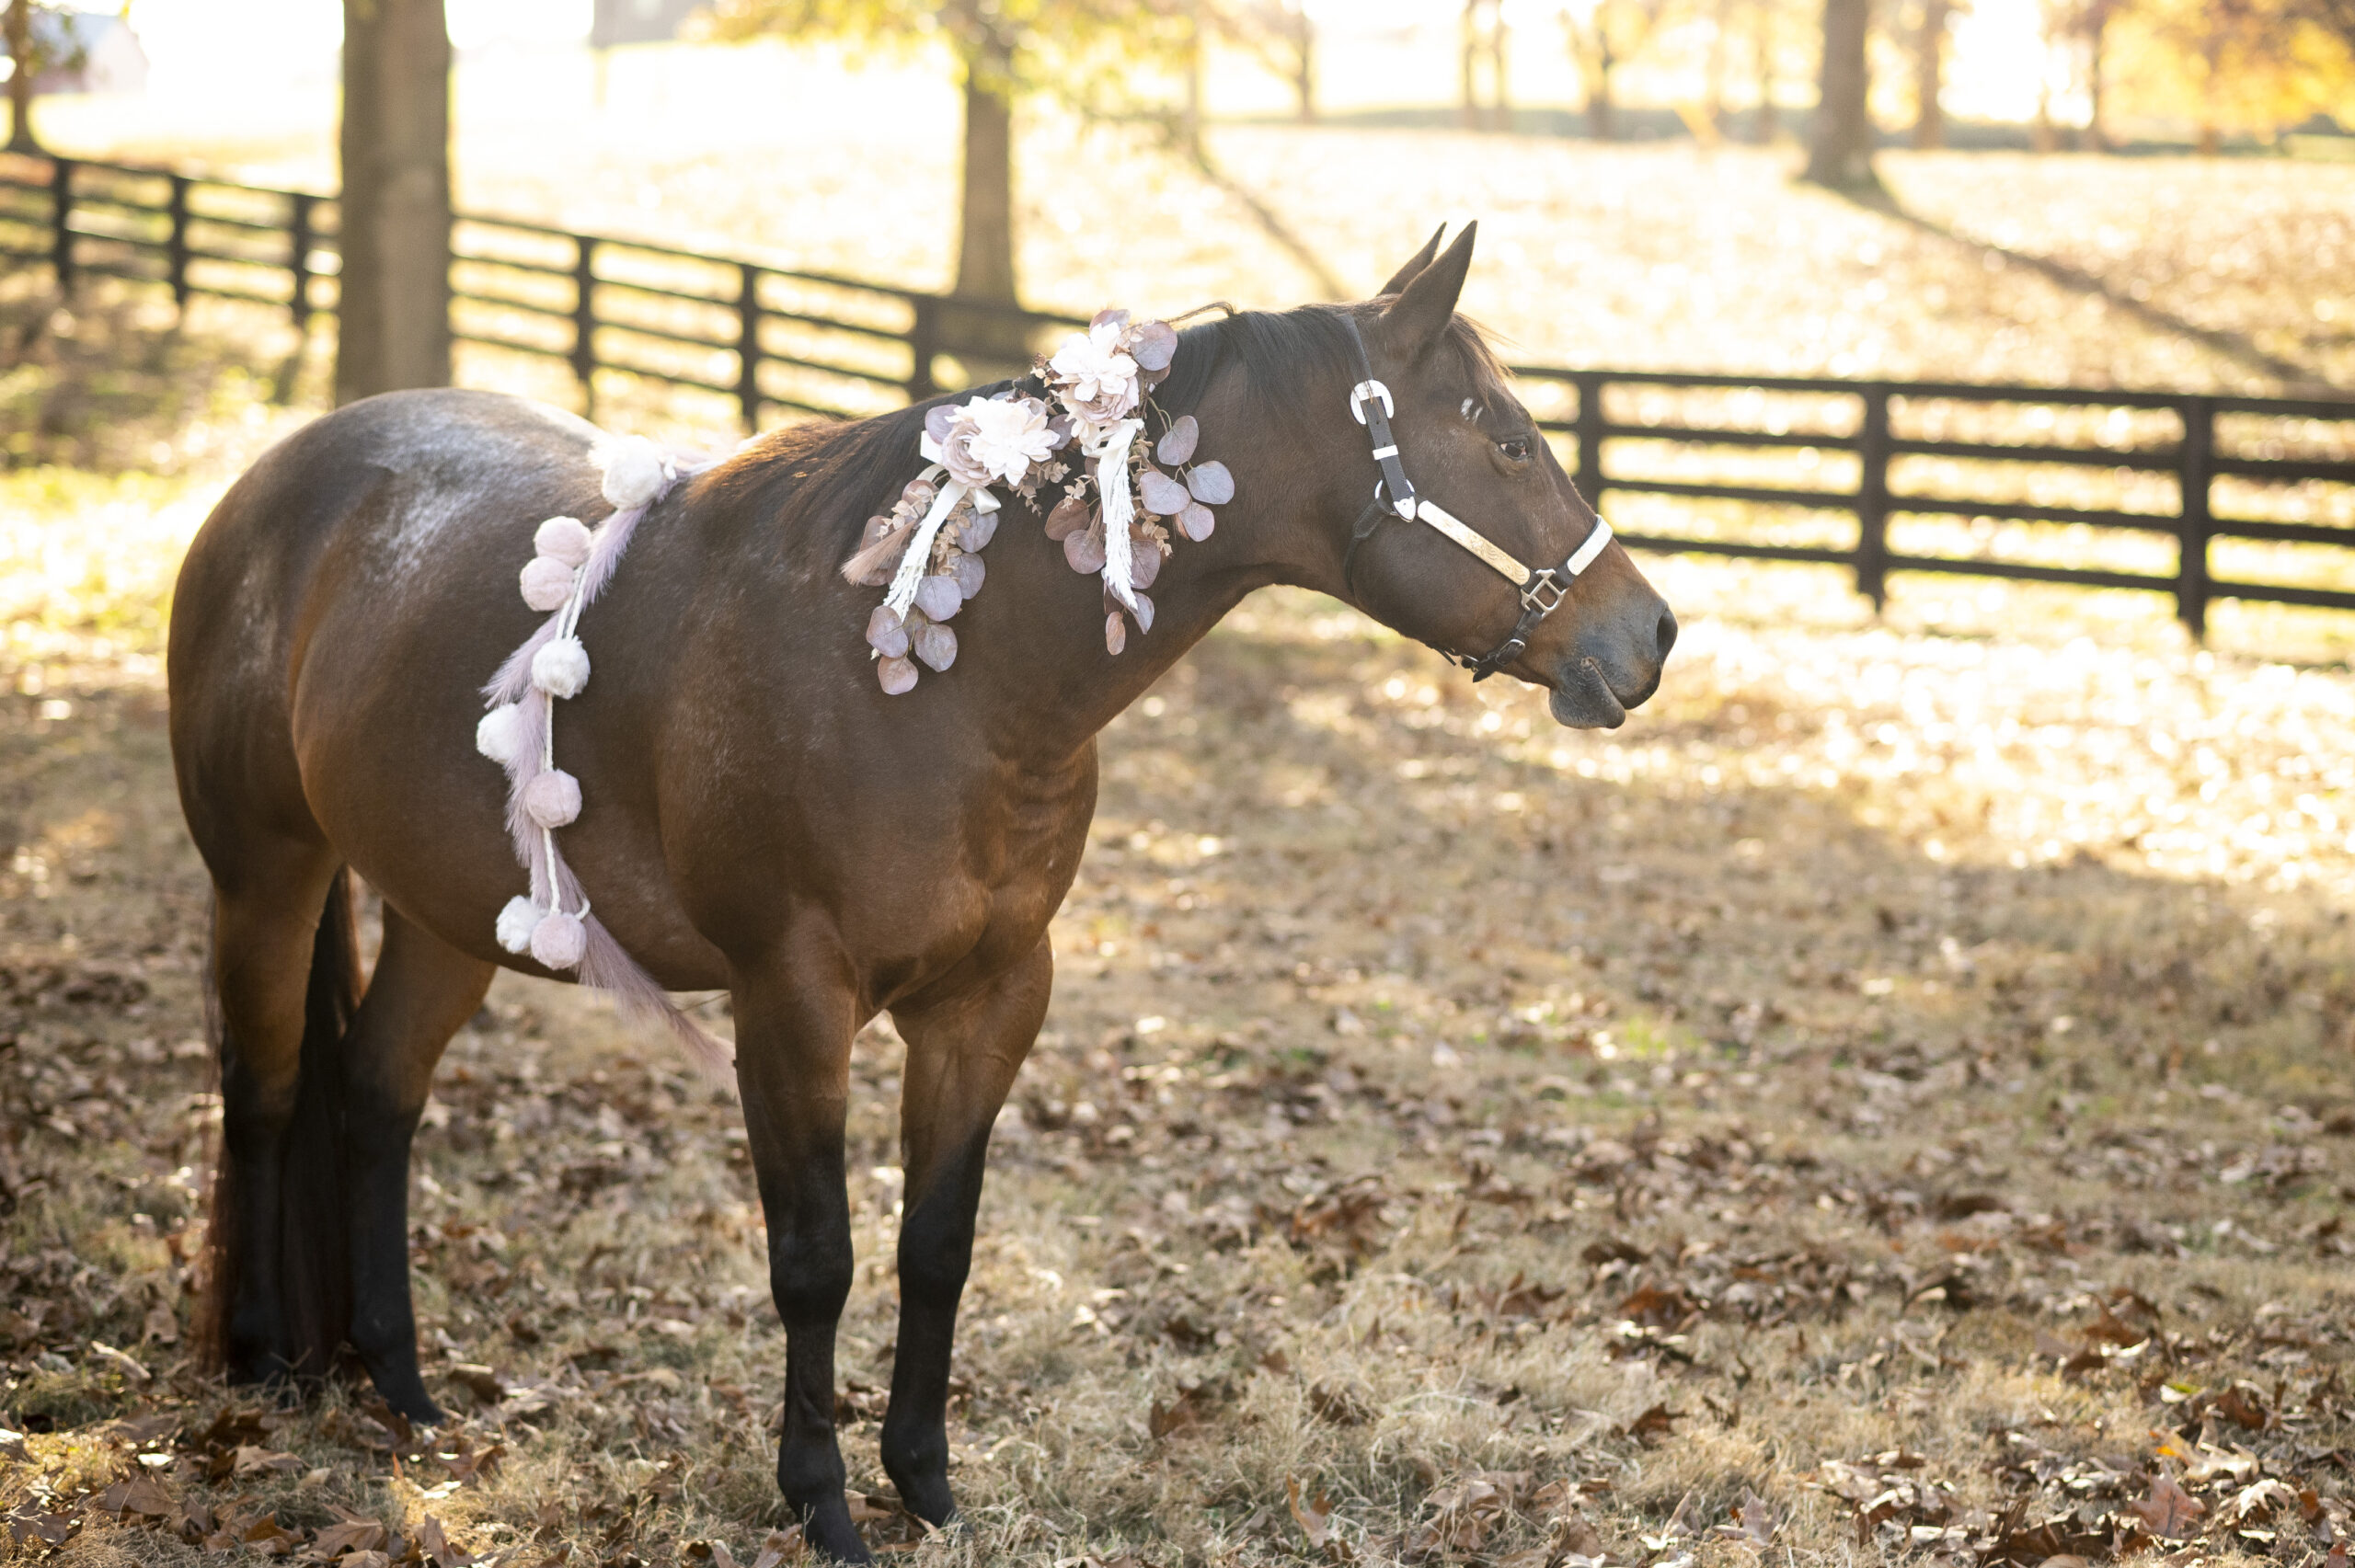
[1654,607,1679,660]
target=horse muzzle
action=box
[1547,601,1678,730]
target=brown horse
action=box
[167,225,1672,1562]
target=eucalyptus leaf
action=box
[1045,496,1089,541]
[877,654,918,695]
[1186,461,1235,505]
[1105,612,1127,657]
[913,620,959,672]
[1132,320,1178,372]
[959,508,998,550]
[1130,543,1161,590]
[1178,503,1215,543]
[1138,467,1190,517]
[1132,591,1155,634]
[865,605,909,659]
[949,551,987,599]
[915,575,963,622]
[1156,415,1199,466]
[1065,526,1107,575]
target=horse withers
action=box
[167,224,1673,1562]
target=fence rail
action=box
[6,153,2353,634]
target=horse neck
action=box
[958,406,1329,764]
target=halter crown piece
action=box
[1338,315,1613,681]
[841,308,1238,691]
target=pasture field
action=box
[6,115,2355,1567]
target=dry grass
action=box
[5,108,2355,1568]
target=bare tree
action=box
[6,0,89,154]
[336,0,454,404]
[1911,0,1957,147]
[1804,0,1878,188]
[1561,0,1675,141]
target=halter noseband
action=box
[1339,317,1613,681]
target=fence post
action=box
[1855,384,1891,611]
[736,262,762,434]
[2176,395,2214,637]
[49,156,74,292]
[570,235,599,419]
[906,296,939,403]
[288,192,314,326]
[166,173,191,311]
[1574,372,1605,502]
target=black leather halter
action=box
[1338,317,1614,681]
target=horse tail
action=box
[195,867,363,1379]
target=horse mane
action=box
[697,301,1515,550]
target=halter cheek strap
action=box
[1339,317,1613,681]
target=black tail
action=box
[196,868,363,1381]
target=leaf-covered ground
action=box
[6,100,2355,1568]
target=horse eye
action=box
[1498,436,1533,462]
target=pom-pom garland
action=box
[534,515,592,567]
[532,635,591,699]
[476,702,525,765]
[530,908,588,970]
[844,307,1234,696]
[520,555,578,612]
[495,895,538,955]
[523,767,581,829]
[598,436,669,510]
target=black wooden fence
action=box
[6,153,2352,634]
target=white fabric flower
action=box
[1048,324,1141,424]
[940,395,1056,489]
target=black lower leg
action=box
[879,1135,990,1527]
[771,1188,865,1562]
[220,1049,293,1386]
[344,1106,441,1422]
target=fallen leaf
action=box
[2131,1472,2207,1539]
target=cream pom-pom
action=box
[495,896,539,955]
[476,703,526,764]
[523,768,582,829]
[532,635,591,698]
[534,515,592,568]
[520,555,577,612]
[599,436,667,510]
[531,909,587,970]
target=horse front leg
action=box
[732,942,868,1563]
[880,939,1052,1528]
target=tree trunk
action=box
[1912,0,1947,149]
[1803,0,1877,189]
[6,0,37,154]
[1587,41,1616,141]
[2084,6,2108,149]
[1462,0,1479,130]
[947,40,1027,368]
[336,0,452,405]
[1292,7,1315,122]
[1179,0,1203,159]
[1490,14,1509,131]
[954,65,1017,304]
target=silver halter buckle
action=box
[1520,569,1568,615]
[1349,380,1395,425]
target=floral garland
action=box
[841,309,1235,693]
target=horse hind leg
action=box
[339,905,495,1422]
[200,850,357,1390]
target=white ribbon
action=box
[884,465,965,619]
[1079,418,1144,614]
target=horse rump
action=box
[194,867,363,1385]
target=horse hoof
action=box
[797,1499,872,1564]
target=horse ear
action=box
[1375,224,1447,297]
[1376,221,1476,364]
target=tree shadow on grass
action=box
[1833,184,2340,396]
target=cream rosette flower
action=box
[1048,323,1142,426]
[938,394,1058,490]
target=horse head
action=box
[1246,223,1676,727]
